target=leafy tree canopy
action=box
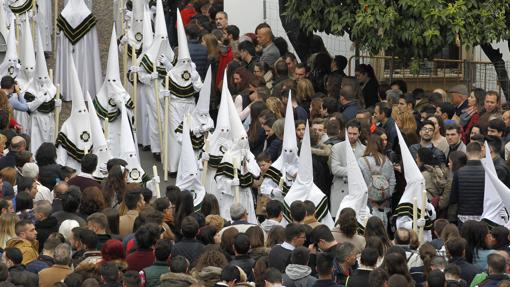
[284,0,510,60]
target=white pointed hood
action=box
[228,91,249,151]
[119,104,145,182]
[57,58,92,159]
[94,26,130,119]
[195,66,212,114]
[176,114,205,207]
[284,121,334,228]
[0,0,8,39]
[127,0,144,47]
[176,8,190,61]
[139,0,173,66]
[208,71,232,156]
[337,129,371,223]
[141,2,153,51]
[85,91,112,179]
[105,26,122,84]
[396,123,426,210]
[18,16,36,89]
[26,26,56,99]
[481,141,506,226]
[482,159,510,229]
[154,0,167,38]
[60,0,91,29]
[0,17,18,78]
[168,7,195,88]
[191,65,213,130]
[272,91,299,171]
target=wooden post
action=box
[131,45,138,127]
[412,196,417,233]
[201,137,209,187]
[54,83,61,141]
[163,76,169,182]
[419,190,427,243]
[153,165,160,198]
[233,158,240,203]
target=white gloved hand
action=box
[201,124,210,133]
[111,95,123,107]
[231,178,240,186]
[120,35,129,45]
[150,72,159,80]
[159,54,172,66]
[192,127,202,136]
[416,218,426,228]
[130,66,141,73]
[152,175,160,184]
[201,152,210,161]
[54,99,62,107]
[150,5,157,15]
[191,70,200,82]
[124,9,133,22]
[271,188,283,199]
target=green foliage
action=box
[284,0,510,60]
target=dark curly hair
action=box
[80,186,106,216]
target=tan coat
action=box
[38,264,73,287]
[6,237,39,265]
[119,210,139,238]
[331,226,366,254]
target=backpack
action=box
[364,157,390,203]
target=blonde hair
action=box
[0,167,17,186]
[0,134,7,151]
[0,213,18,249]
[265,97,283,118]
[393,108,417,135]
[205,214,224,232]
[202,33,219,60]
[296,79,315,104]
[0,90,13,117]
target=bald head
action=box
[10,136,26,152]
[54,182,69,199]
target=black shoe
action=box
[153,153,161,162]
[143,145,151,151]
[168,172,177,178]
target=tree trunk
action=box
[480,43,510,101]
[278,0,313,62]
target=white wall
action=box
[224,0,355,73]
[472,42,510,93]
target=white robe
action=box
[166,65,202,173]
[216,149,260,224]
[137,67,163,153]
[37,0,52,52]
[26,92,55,154]
[55,20,102,101]
[167,95,195,171]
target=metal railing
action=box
[347,55,503,93]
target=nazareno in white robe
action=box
[215,148,260,224]
[24,81,56,154]
[55,1,102,101]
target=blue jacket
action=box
[188,39,209,81]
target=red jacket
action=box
[180,4,196,26]
[215,46,233,89]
